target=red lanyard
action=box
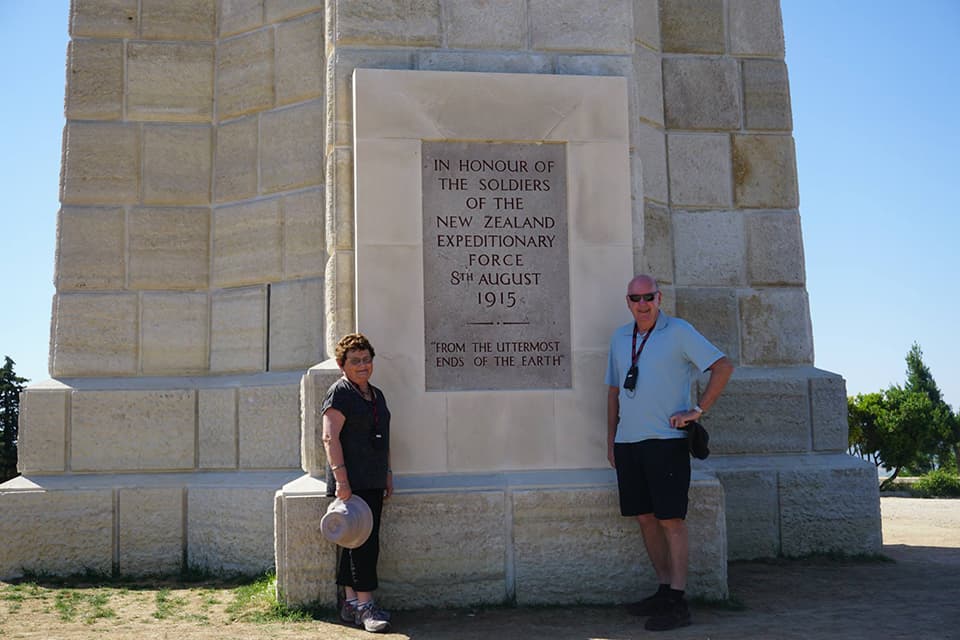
[630,317,656,366]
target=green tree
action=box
[903,343,959,474]
[848,387,939,490]
[0,356,28,482]
[848,392,884,466]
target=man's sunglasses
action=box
[628,292,658,303]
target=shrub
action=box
[912,469,960,498]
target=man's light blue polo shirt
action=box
[605,312,724,443]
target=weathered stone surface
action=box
[188,487,277,573]
[442,0,525,49]
[447,393,557,471]
[639,200,672,284]
[141,0,216,40]
[530,0,633,54]
[324,250,354,357]
[739,288,813,365]
[0,490,113,579]
[199,388,237,469]
[17,390,68,474]
[330,0,440,46]
[128,207,210,289]
[210,286,267,373]
[513,480,727,602]
[70,0,138,38]
[632,45,664,126]
[266,0,323,23]
[568,142,632,246]
[325,49,413,146]
[420,51,553,74]
[220,0,264,37]
[127,42,214,122]
[51,293,138,376]
[238,384,301,469]
[660,0,724,54]
[56,207,125,290]
[733,134,799,208]
[214,116,258,203]
[276,12,324,106]
[61,122,139,205]
[141,292,209,374]
[634,0,660,50]
[282,188,325,279]
[142,125,213,205]
[71,389,195,471]
[668,133,732,207]
[261,100,324,193]
[714,468,779,560]
[742,59,792,131]
[299,363,340,475]
[554,352,610,469]
[325,146,353,253]
[746,210,805,285]
[729,0,784,57]
[779,463,882,556]
[675,286,741,364]
[212,199,282,287]
[274,485,336,607]
[378,491,507,607]
[705,372,810,454]
[663,56,740,130]
[513,487,649,604]
[119,488,183,575]
[217,29,275,120]
[633,122,667,203]
[66,40,124,120]
[269,279,324,370]
[810,374,849,452]
[673,210,745,286]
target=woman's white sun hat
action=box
[320,495,374,548]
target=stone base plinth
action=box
[274,469,728,609]
[0,471,299,579]
[710,452,882,560]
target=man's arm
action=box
[698,356,734,412]
[669,356,734,428]
[607,385,620,468]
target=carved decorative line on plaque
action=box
[421,141,571,391]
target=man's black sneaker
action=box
[644,598,692,631]
[626,591,671,617]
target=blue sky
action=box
[1,1,958,410]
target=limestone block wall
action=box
[321,0,809,370]
[18,374,302,475]
[275,472,728,609]
[1,470,298,577]
[55,0,326,377]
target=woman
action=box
[322,333,393,633]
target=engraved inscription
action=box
[422,141,571,391]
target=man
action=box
[605,274,733,631]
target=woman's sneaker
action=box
[355,602,391,633]
[339,598,357,624]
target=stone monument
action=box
[1,0,880,610]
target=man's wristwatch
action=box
[693,404,704,415]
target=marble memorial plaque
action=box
[422,141,571,391]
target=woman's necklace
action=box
[347,378,374,402]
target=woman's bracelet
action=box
[330,463,345,471]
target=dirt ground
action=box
[1,496,958,640]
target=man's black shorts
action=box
[614,438,690,520]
